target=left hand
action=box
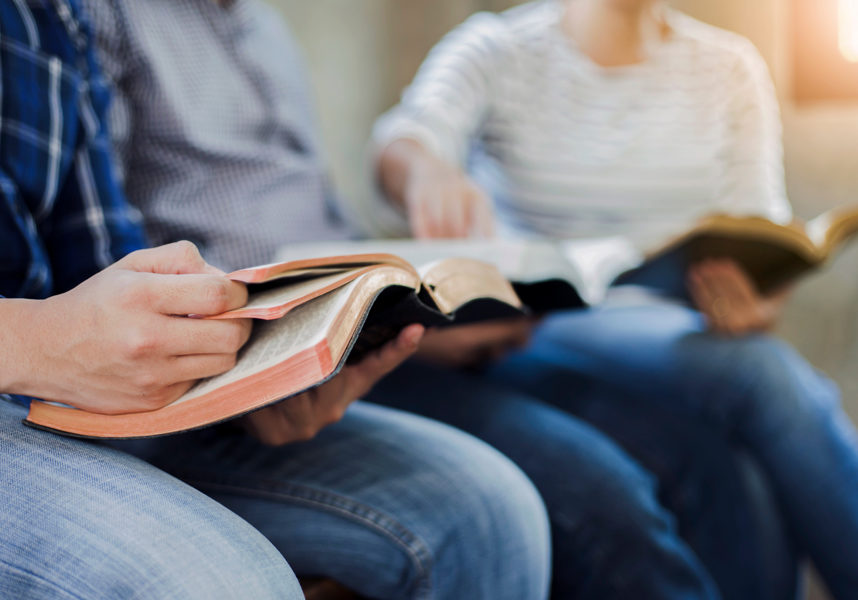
[241,324,425,446]
[687,259,791,336]
[416,317,535,369]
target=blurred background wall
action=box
[267,2,856,597]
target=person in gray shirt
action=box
[84,0,796,598]
[80,1,553,599]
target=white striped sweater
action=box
[372,0,792,247]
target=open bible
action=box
[24,253,558,440]
[277,205,858,303]
[25,205,858,439]
[616,206,858,297]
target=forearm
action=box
[0,298,44,395]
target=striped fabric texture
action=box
[0,0,146,408]
[373,0,792,247]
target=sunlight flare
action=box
[840,0,858,62]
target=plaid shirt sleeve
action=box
[0,0,146,300]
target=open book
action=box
[24,253,551,439]
[277,205,858,303]
[25,205,858,439]
[616,206,858,296]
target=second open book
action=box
[26,205,858,439]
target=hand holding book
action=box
[26,205,858,440]
[5,242,250,415]
[241,324,424,446]
[687,259,791,336]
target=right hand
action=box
[403,151,496,239]
[15,242,252,414]
[416,318,534,369]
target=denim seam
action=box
[0,557,87,600]
[183,477,435,600]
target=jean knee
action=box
[348,406,551,600]
[567,447,666,543]
[721,337,838,428]
[0,406,302,600]
[423,437,551,600]
[111,512,303,600]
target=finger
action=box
[705,262,756,333]
[121,380,197,412]
[118,241,224,276]
[162,352,243,384]
[688,265,727,332]
[718,265,761,333]
[408,193,430,239]
[346,324,424,399]
[722,269,772,332]
[143,273,249,316]
[162,317,252,356]
[709,261,750,304]
[468,189,496,239]
[413,194,436,240]
[687,265,716,312]
[426,192,450,238]
[445,191,468,238]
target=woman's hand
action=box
[240,324,424,446]
[687,259,790,336]
[379,139,495,239]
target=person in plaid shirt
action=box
[0,2,551,598]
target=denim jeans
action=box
[369,370,733,598]
[0,400,550,599]
[517,302,858,600]
[366,311,811,599]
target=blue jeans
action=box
[518,302,858,600]
[0,400,550,599]
[366,320,803,599]
[369,369,739,598]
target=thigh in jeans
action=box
[366,361,724,600]
[112,402,551,600]
[0,400,301,600]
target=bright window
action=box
[840,0,858,61]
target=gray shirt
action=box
[84,0,351,271]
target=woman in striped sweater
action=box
[368,0,858,598]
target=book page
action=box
[277,238,585,285]
[560,238,643,304]
[174,283,354,406]
[236,267,366,317]
[276,238,645,305]
[807,205,858,255]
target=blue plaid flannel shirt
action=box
[1,0,146,405]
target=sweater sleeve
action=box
[374,12,509,166]
[717,39,792,224]
[362,12,509,235]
